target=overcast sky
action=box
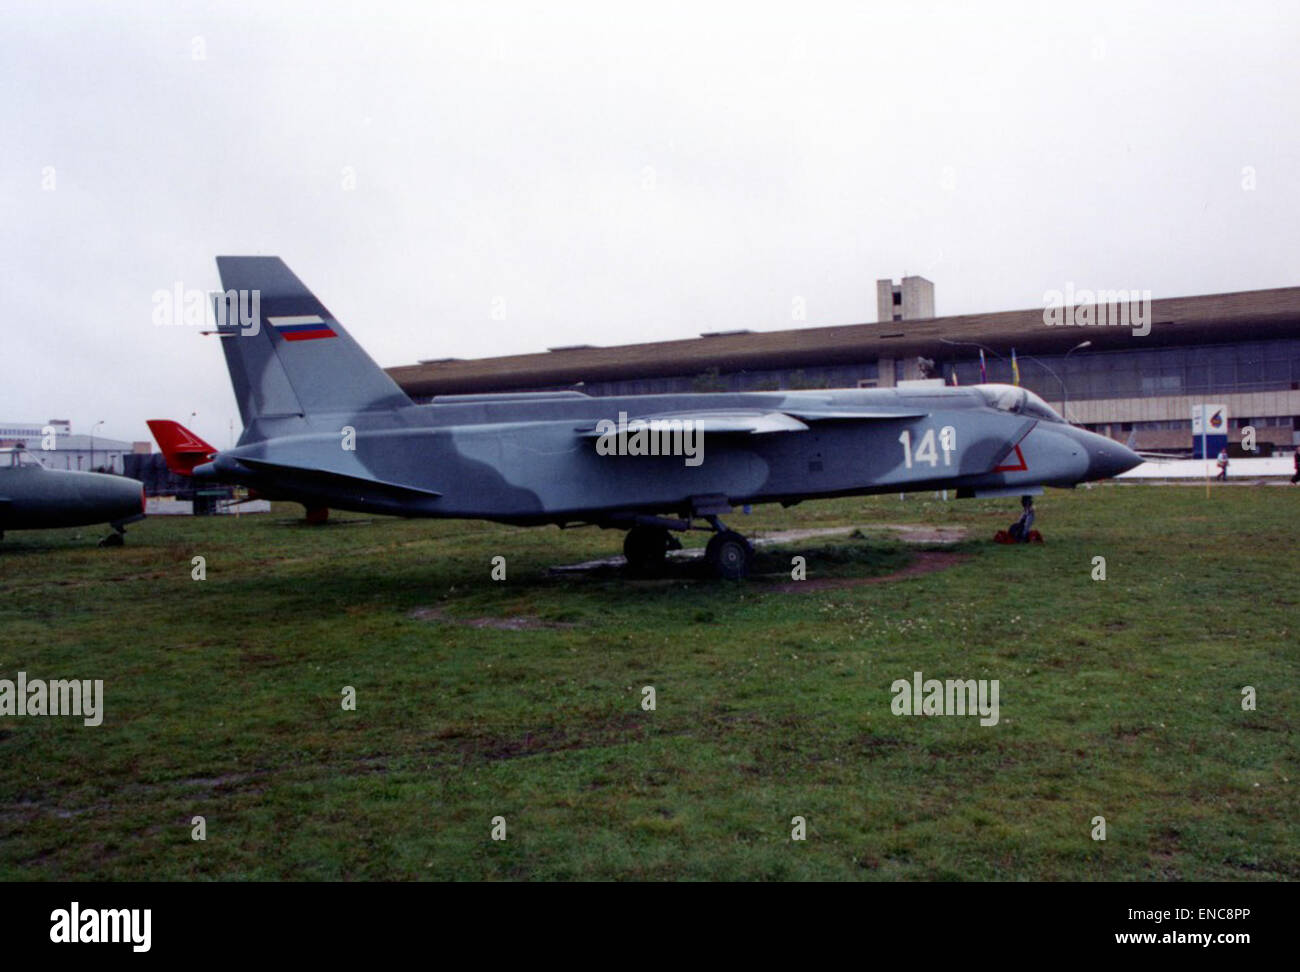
[3,0,1297,447]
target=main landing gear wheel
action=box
[705,530,753,580]
[623,525,679,574]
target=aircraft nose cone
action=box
[102,475,146,521]
[1085,437,1142,481]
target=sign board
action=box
[1191,404,1228,459]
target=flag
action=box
[978,348,987,383]
[267,314,337,342]
[1011,348,1020,386]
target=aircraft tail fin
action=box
[146,420,217,476]
[212,256,413,427]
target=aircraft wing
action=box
[780,408,928,422]
[576,410,809,437]
[575,407,925,438]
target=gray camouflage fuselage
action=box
[190,257,1140,526]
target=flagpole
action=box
[1204,423,1209,499]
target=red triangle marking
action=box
[995,444,1027,472]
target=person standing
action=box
[1291,446,1299,485]
[1216,448,1229,481]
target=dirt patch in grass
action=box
[759,524,967,545]
[408,606,578,630]
[761,551,970,593]
[470,715,659,761]
[548,524,968,577]
[850,524,967,544]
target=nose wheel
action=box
[705,530,754,580]
[995,495,1043,544]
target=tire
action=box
[705,530,752,580]
[623,526,671,574]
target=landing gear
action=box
[623,525,680,574]
[705,530,753,580]
[615,508,754,580]
[995,495,1043,544]
[99,526,126,547]
[304,506,330,525]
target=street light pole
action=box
[1059,340,1092,425]
[1019,347,1089,425]
[91,419,105,472]
[1019,355,1069,415]
[939,337,1005,361]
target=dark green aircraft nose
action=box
[0,467,145,533]
[61,470,144,527]
[102,474,147,524]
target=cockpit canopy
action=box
[975,384,1065,423]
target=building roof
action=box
[34,434,133,451]
[386,285,1300,397]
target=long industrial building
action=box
[386,278,1300,454]
[0,419,148,473]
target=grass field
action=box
[1,484,1296,881]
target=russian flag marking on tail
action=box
[268,314,337,341]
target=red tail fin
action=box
[147,420,216,476]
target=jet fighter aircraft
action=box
[155,256,1141,578]
[0,447,145,546]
